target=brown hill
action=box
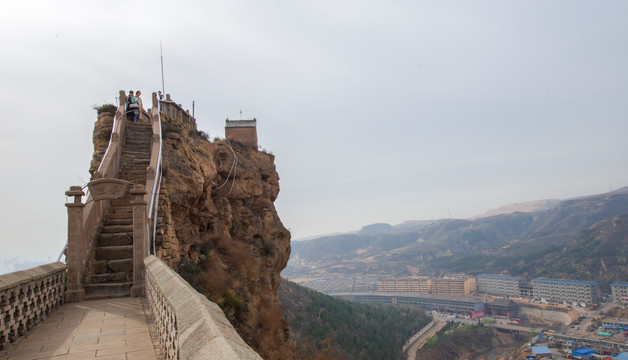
[472,199,560,219]
[285,190,628,284]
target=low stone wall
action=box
[403,320,435,352]
[520,306,572,325]
[144,255,261,360]
[0,262,66,350]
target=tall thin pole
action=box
[160,41,165,96]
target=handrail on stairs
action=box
[146,92,163,256]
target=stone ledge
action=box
[144,255,261,360]
[0,262,66,290]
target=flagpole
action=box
[160,41,165,97]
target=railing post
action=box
[65,186,85,302]
[131,184,147,297]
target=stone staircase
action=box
[84,122,153,299]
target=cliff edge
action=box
[91,112,294,358]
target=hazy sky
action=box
[1,1,627,258]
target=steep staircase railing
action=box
[64,90,130,302]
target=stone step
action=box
[120,163,150,169]
[106,211,133,220]
[119,169,148,174]
[110,200,131,207]
[83,282,132,299]
[121,161,150,165]
[89,272,130,284]
[101,224,133,234]
[120,169,148,175]
[121,157,150,161]
[104,217,133,226]
[94,259,133,274]
[122,149,151,154]
[95,245,133,260]
[121,161,150,166]
[98,232,132,246]
[122,150,151,156]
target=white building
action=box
[611,283,628,304]
[531,279,600,305]
[477,274,521,297]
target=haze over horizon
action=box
[1,1,627,257]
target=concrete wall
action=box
[144,255,261,360]
[0,262,66,350]
[519,306,572,325]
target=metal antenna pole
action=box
[160,41,165,96]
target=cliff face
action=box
[91,113,294,358]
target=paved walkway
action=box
[1,298,160,360]
[406,320,447,360]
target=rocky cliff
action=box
[91,111,294,359]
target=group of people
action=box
[125,90,143,122]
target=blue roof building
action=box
[572,348,595,357]
[531,346,552,359]
[613,352,628,360]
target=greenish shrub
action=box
[92,103,117,115]
[189,129,210,140]
[162,119,182,134]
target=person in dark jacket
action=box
[125,90,140,122]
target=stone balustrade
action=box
[144,256,261,360]
[0,263,66,351]
[159,94,197,130]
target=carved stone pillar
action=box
[65,186,85,302]
[131,184,147,297]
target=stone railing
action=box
[159,94,197,130]
[65,90,160,301]
[0,263,66,351]
[65,91,130,302]
[144,256,261,360]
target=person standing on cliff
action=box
[136,90,143,121]
[125,90,140,122]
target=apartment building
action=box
[378,277,430,293]
[477,274,521,297]
[334,292,485,313]
[531,279,600,305]
[431,275,477,296]
[611,283,628,304]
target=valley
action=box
[282,188,628,359]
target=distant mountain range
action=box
[284,187,628,288]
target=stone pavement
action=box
[0,297,161,360]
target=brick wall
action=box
[225,120,258,148]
